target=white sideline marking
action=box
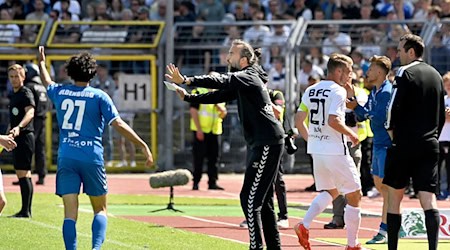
[59,204,117,218]
[78,207,117,218]
[182,215,343,247]
[181,215,247,244]
[290,215,379,233]
[220,191,240,198]
[182,215,240,227]
[22,219,141,249]
[281,232,345,247]
[206,234,248,245]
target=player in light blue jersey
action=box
[38,47,153,250]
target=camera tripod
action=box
[150,186,184,213]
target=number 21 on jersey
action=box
[308,88,330,126]
[61,99,86,131]
[310,98,326,125]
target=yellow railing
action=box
[0,20,45,48]
[45,54,159,166]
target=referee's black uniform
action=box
[384,60,445,192]
[384,59,445,250]
[9,85,35,216]
[184,65,285,250]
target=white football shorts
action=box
[312,153,361,195]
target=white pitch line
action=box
[182,215,248,244]
[278,231,345,247]
[220,191,240,198]
[20,219,142,249]
[58,204,117,218]
[205,234,249,245]
[289,215,379,233]
[182,215,242,228]
[182,215,344,247]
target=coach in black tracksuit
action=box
[166,39,285,250]
[384,34,445,250]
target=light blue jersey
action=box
[47,84,119,164]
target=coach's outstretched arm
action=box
[37,46,55,88]
[172,81,237,105]
[165,63,243,90]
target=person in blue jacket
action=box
[346,55,392,244]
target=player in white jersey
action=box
[294,53,363,250]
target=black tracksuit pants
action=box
[274,159,288,220]
[34,117,46,179]
[192,132,219,186]
[360,137,373,195]
[240,143,283,250]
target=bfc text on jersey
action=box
[308,88,331,97]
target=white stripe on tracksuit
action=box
[248,145,269,249]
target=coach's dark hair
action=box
[65,51,97,83]
[254,47,262,62]
[232,39,257,66]
[327,53,353,74]
[400,34,424,58]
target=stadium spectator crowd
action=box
[171,0,449,86]
[0,0,446,42]
[0,0,447,77]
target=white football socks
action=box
[302,191,333,229]
[344,204,361,247]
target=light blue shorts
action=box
[371,145,388,178]
[56,157,107,196]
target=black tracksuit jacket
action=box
[184,65,285,148]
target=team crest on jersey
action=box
[12,107,19,116]
[39,92,48,102]
[263,104,274,116]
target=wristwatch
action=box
[18,124,24,131]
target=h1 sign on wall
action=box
[116,74,151,111]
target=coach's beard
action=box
[228,64,241,73]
